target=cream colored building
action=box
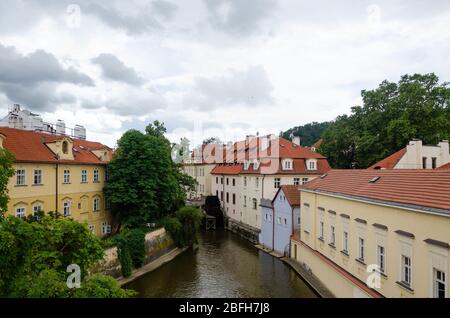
[0,127,113,237]
[291,169,450,298]
[370,139,450,170]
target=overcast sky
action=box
[0,0,449,147]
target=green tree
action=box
[0,215,133,298]
[320,73,450,168]
[104,121,196,228]
[0,148,15,220]
[202,137,222,144]
[282,122,331,147]
[164,206,203,248]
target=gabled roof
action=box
[438,162,450,170]
[368,148,407,170]
[273,185,301,207]
[311,139,323,149]
[0,127,111,165]
[303,169,450,214]
[211,163,242,175]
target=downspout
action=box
[272,202,275,251]
[55,163,59,213]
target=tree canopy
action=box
[282,122,330,147]
[104,121,196,228]
[319,73,450,168]
[0,148,15,220]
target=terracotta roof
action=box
[303,169,450,214]
[276,185,301,207]
[311,139,323,149]
[241,157,331,175]
[211,163,243,175]
[438,162,450,170]
[368,148,406,170]
[0,127,111,165]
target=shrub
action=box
[164,206,203,248]
[113,228,146,277]
[74,274,137,298]
[116,244,132,278]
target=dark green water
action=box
[125,229,317,298]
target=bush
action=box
[164,206,203,248]
[74,274,137,298]
[116,244,132,278]
[113,228,146,277]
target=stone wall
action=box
[91,228,175,278]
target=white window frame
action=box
[293,178,300,186]
[274,178,281,189]
[433,268,446,298]
[89,225,95,235]
[63,170,70,184]
[33,204,43,216]
[302,177,309,184]
[319,221,324,240]
[401,255,412,286]
[16,169,26,185]
[63,201,71,217]
[81,170,88,183]
[330,225,336,245]
[252,198,257,210]
[15,207,26,218]
[93,197,100,212]
[377,245,386,273]
[33,169,42,185]
[93,169,99,182]
[343,231,349,253]
[358,237,365,261]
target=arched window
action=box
[63,200,71,217]
[62,141,69,154]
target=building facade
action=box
[0,127,112,237]
[370,139,450,170]
[260,185,300,255]
[291,169,450,298]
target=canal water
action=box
[125,229,317,298]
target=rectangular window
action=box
[252,198,257,210]
[377,245,385,273]
[232,178,236,186]
[401,255,412,286]
[93,169,99,182]
[434,269,446,298]
[232,193,236,205]
[302,178,309,184]
[244,177,247,187]
[358,237,365,261]
[33,169,42,185]
[422,157,427,169]
[89,225,95,235]
[274,178,281,189]
[216,177,218,184]
[319,221,324,239]
[93,198,100,212]
[226,192,229,203]
[243,196,247,207]
[293,178,300,186]
[343,231,349,253]
[63,170,70,184]
[63,201,71,217]
[16,169,26,185]
[255,177,259,188]
[277,217,282,224]
[15,207,26,218]
[284,218,287,225]
[81,170,87,183]
[330,225,335,245]
[33,205,42,216]
[102,222,111,235]
[226,178,229,185]
[432,157,437,169]
[220,191,223,201]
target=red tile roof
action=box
[303,169,450,213]
[211,163,243,175]
[0,127,111,165]
[368,148,406,170]
[311,139,323,149]
[277,185,301,207]
[438,162,450,170]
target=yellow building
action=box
[291,169,450,298]
[0,127,113,237]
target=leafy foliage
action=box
[320,73,450,168]
[104,121,197,228]
[164,206,203,248]
[0,215,133,298]
[113,228,146,277]
[282,122,330,147]
[0,148,15,220]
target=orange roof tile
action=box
[438,162,450,170]
[311,139,323,149]
[0,127,111,165]
[368,148,406,170]
[277,185,301,207]
[211,163,242,175]
[303,169,450,213]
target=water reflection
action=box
[126,230,316,298]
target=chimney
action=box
[292,136,301,146]
[439,140,450,164]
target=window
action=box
[62,141,69,154]
[293,178,300,186]
[277,217,282,224]
[302,178,309,184]
[89,225,95,235]
[244,161,249,170]
[422,157,427,169]
[226,192,229,203]
[274,178,281,189]
[93,197,100,212]
[377,245,385,273]
[232,194,236,205]
[33,169,42,185]
[232,178,236,186]
[358,237,365,261]
[252,198,257,210]
[243,196,247,207]
[81,170,87,183]
[330,225,336,246]
[283,218,287,225]
[63,201,71,217]
[401,255,412,286]
[63,170,70,184]
[16,169,26,185]
[432,157,437,169]
[319,221,324,239]
[283,160,292,170]
[226,178,229,185]
[307,160,317,170]
[93,169,99,182]
[297,217,300,225]
[216,190,219,197]
[255,177,259,188]
[343,231,349,253]
[434,269,446,298]
[33,204,42,216]
[220,191,223,201]
[244,177,247,187]
[15,207,26,218]
[102,222,111,235]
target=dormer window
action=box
[253,159,260,170]
[283,159,293,170]
[62,141,69,154]
[306,159,317,170]
[243,160,249,170]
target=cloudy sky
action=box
[0,0,449,147]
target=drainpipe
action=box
[272,202,275,251]
[55,163,59,213]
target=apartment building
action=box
[211,135,330,241]
[0,127,113,237]
[369,139,450,170]
[291,169,450,298]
